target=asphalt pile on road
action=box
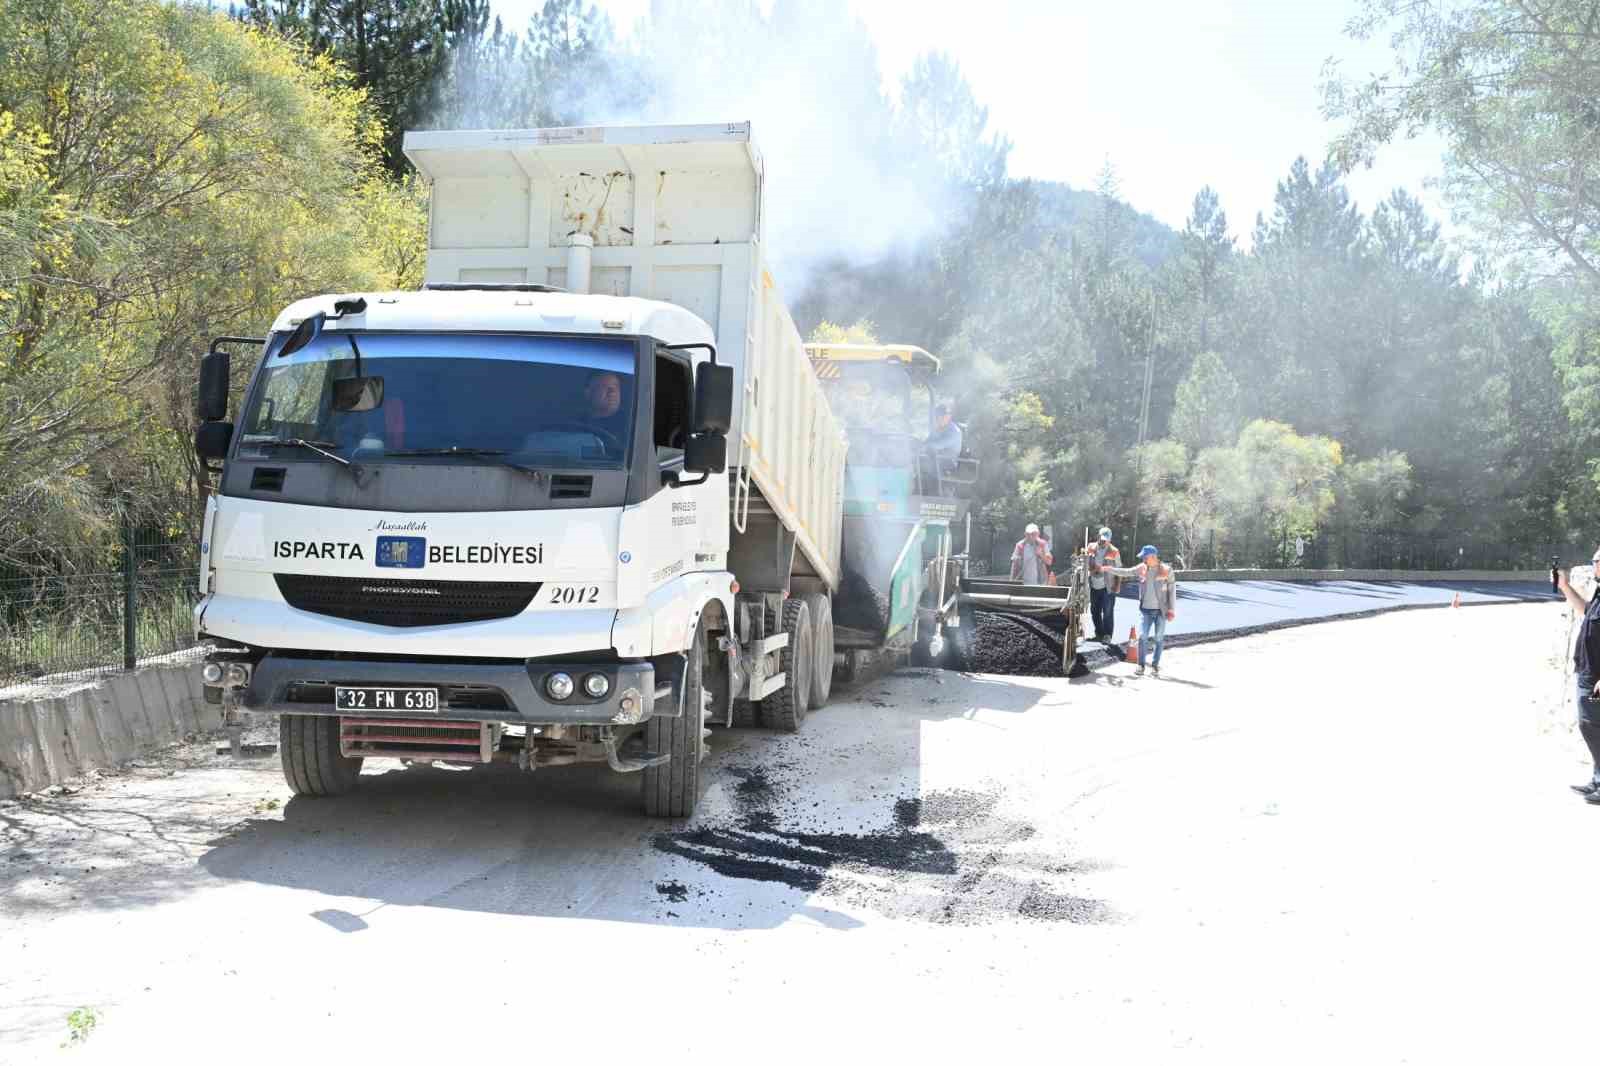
[653,765,1112,926]
[955,611,1087,677]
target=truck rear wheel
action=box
[760,597,812,732]
[280,714,362,797]
[643,622,707,818]
[803,592,834,708]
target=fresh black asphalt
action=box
[1117,579,1555,644]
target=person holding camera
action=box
[1556,549,1600,803]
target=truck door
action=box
[652,349,700,582]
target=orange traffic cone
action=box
[1451,592,1461,609]
[1125,626,1139,663]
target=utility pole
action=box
[1131,288,1158,550]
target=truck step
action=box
[606,741,670,773]
[339,718,495,764]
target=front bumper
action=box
[224,651,657,725]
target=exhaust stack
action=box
[566,233,594,295]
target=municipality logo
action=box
[375,535,426,569]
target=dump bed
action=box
[402,122,846,590]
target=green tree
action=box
[0,0,424,544]
[809,320,880,344]
[1169,350,1243,452]
[1325,0,1600,286]
[894,51,1011,191]
[1324,0,1600,524]
[1340,451,1412,529]
[1178,186,1234,352]
[240,0,490,172]
[1222,420,1344,561]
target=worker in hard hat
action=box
[1089,526,1121,641]
[1010,523,1053,585]
[1105,544,1177,677]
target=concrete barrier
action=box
[1172,568,1547,583]
[0,662,218,800]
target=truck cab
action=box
[192,124,847,818]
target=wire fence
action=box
[0,527,200,689]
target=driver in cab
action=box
[583,371,626,432]
[576,370,629,456]
[521,370,630,461]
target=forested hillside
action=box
[3,0,1593,572]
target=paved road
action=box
[3,600,1596,1062]
[1112,578,1557,641]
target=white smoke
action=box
[573,0,959,292]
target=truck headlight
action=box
[583,673,610,699]
[224,662,250,688]
[202,663,224,684]
[546,672,574,700]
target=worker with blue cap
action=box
[1105,544,1178,676]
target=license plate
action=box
[334,686,439,712]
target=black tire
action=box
[803,592,834,708]
[730,698,759,727]
[643,623,707,818]
[759,598,812,732]
[280,714,362,797]
[837,648,867,687]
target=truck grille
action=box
[274,574,540,627]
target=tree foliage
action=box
[240,0,491,172]
[1324,0,1600,520]
[4,0,1590,578]
[0,0,425,551]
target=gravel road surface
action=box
[3,600,1596,1063]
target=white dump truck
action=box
[191,122,846,817]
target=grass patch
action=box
[64,1006,98,1045]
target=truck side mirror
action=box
[195,420,234,462]
[693,363,733,434]
[197,350,230,421]
[683,430,727,475]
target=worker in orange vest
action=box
[1089,526,1121,641]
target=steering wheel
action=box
[536,422,624,454]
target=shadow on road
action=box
[175,673,1075,931]
[2,669,1070,932]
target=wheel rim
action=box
[794,607,812,716]
[811,598,834,702]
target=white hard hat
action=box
[1025,523,1040,534]
[1098,527,1112,538]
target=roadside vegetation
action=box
[1,0,1591,577]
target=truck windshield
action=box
[236,333,636,469]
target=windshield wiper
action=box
[257,438,372,487]
[259,438,349,465]
[384,447,545,480]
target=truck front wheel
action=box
[280,714,363,797]
[643,622,707,817]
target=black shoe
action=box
[1573,783,1600,796]
[1587,790,1600,806]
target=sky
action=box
[492,0,1451,243]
